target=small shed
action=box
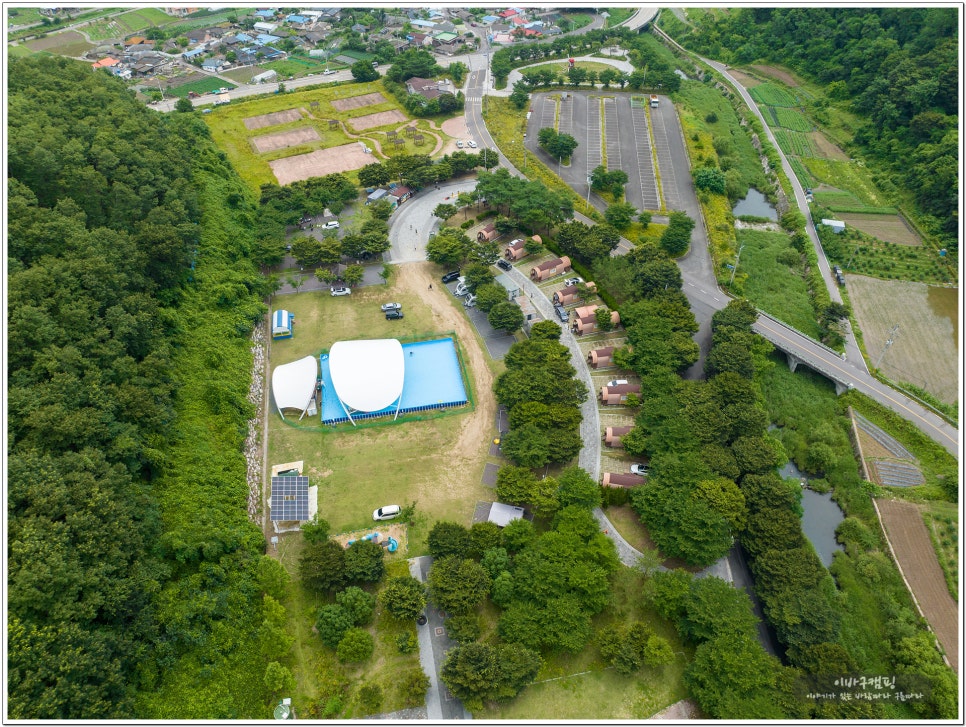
[389,185,412,204]
[505,237,528,260]
[821,219,846,234]
[488,502,525,527]
[587,346,615,369]
[252,69,278,83]
[272,309,295,339]
[477,223,500,242]
[515,296,538,330]
[366,188,389,205]
[553,281,595,306]
[495,273,519,300]
[530,256,571,281]
[602,472,645,488]
[604,425,632,448]
[600,383,641,406]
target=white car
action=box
[322,220,340,229]
[606,379,628,387]
[322,69,337,75]
[466,140,477,148]
[455,139,464,148]
[630,464,649,476]
[564,277,583,287]
[331,286,351,296]
[373,505,401,521]
[381,302,402,312]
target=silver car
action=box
[373,505,401,521]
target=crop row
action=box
[749,82,799,107]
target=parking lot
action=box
[525,91,671,214]
[443,277,519,360]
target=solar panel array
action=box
[271,476,309,521]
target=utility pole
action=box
[874,324,899,369]
[729,244,744,286]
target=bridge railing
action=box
[754,310,845,359]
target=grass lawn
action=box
[266,55,331,79]
[735,228,822,339]
[202,80,410,192]
[7,7,48,26]
[604,8,636,27]
[7,44,34,58]
[266,283,491,551]
[524,60,621,77]
[478,567,690,719]
[166,76,230,97]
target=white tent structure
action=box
[272,355,319,420]
[328,339,405,424]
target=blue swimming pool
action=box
[319,338,468,425]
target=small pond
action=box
[733,188,778,220]
[779,459,845,568]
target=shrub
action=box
[336,586,376,626]
[445,614,482,643]
[337,628,374,663]
[396,630,419,653]
[357,683,382,714]
[316,604,353,648]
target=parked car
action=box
[322,220,340,229]
[381,303,402,312]
[606,379,628,387]
[497,258,512,271]
[385,309,404,320]
[463,294,477,308]
[373,505,401,521]
[323,69,337,75]
[455,139,464,148]
[331,286,351,296]
[466,140,477,148]
[554,304,569,322]
[442,270,461,283]
[630,464,649,476]
[564,276,583,287]
[454,282,470,297]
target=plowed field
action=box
[876,498,958,674]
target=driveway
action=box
[409,556,472,721]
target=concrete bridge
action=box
[620,7,661,32]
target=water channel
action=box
[733,188,778,220]
[778,459,845,568]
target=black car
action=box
[554,304,569,323]
[441,270,461,283]
[385,309,404,320]
[497,259,512,271]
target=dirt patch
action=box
[837,212,922,246]
[396,262,496,497]
[857,429,898,460]
[439,115,471,154]
[348,109,407,132]
[751,64,799,87]
[808,131,849,161]
[269,142,373,185]
[875,498,958,674]
[727,69,762,89]
[251,126,321,153]
[651,699,701,720]
[330,91,388,112]
[846,275,958,406]
[243,108,303,131]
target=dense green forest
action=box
[7,56,282,718]
[662,7,958,245]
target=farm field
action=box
[265,55,332,79]
[266,263,498,552]
[922,501,958,599]
[772,106,811,132]
[836,212,922,246]
[164,75,229,97]
[748,81,799,107]
[804,157,889,207]
[812,189,897,214]
[773,129,814,158]
[875,498,959,674]
[24,30,93,57]
[845,275,958,406]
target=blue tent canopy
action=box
[273,309,294,339]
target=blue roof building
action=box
[255,33,281,45]
[255,9,276,18]
[481,15,500,25]
[411,19,436,28]
[286,14,307,24]
[272,309,295,339]
[182,47,205,59]
[235,32,254,42]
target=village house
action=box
[477,222,501,242]
[553,281,595,306]
[504,238,528,261]
[572,305,620,335]
[587,346,615,369]
[604,426,632,448]
[599,383,641,406]
[91,56,120,71]
[406,76,454,99]
[388,186,412,205]
[602,472,645,488]
[529,256,571,281]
